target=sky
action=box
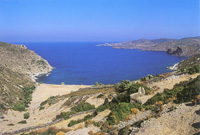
[0,0,199,42]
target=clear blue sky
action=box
[0,0,199,42]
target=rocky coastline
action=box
[98,36,200,57]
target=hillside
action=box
[0,41,53,113]
[0,42,53,80]
[98,36,200,57]
[0,65,35,112]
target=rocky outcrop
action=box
[0,42,53,80]
[166,46,182,56]
[98,36,200,57]
[130,87,146,104]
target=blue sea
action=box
[15,42,185,85]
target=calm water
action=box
[15,42,185,85]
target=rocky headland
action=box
[0,41,53,112]
[98,36,200,57]
[0,42,53,81]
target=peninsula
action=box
[98,36,200,57]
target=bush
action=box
[68,112,97,127]
[96,105,107,112]
[22,86,35,107]
[188,64,200,74]
[115,80,131,93]
[39,106,45,110]
[56,111,76,120]
[107,102,134,125]
[13,104,25,112]
[24,112,30,119]
[95,82,99,86]
[71,102,95,112]
[93,121,102,127]
[7,123,14,126]
[18,120,27,124]
[40,100,48,106]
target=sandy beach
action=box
[31,84,90,108]
[0,84,90,133]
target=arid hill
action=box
[0,42,53,80]
[98,36,200,57]
[0,42,53,113]
[0,65,35,112]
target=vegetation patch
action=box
[145,75,200,105]
[56,111,76,120]
[39,106,45,110]
[71,102,95,112]
[23,86,35,107]
[68,112,97,127]
[13,86,35,112]
[179,64,200,74]
[13,104,25,112]
[18,120,27,124]
[24,112,30,119]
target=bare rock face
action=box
[130,87,145,104]
[166,46,183,56]
[0,42,53,80]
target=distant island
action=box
[98,36,200,57]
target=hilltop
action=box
[98,36,200,57]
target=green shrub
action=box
[56,111,76,120]
[107,102,134,125]
[24,112,30,119]
[22,86,35,107]
[95,82,99,86]
[68,113,97,127]
[71,102,95,112]
[13,104,25,112]
[40,100,48,106]
[115,80,131,93]
[96,105,107,112]
[18,120,27,124]
[93,121,102,127]
[188,64,200,74]
[7,123,14,126]
[39,106,45,110]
